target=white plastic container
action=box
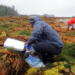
[3,38,25,52]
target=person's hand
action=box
[25,43,32,50]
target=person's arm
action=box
[27,22,43,45]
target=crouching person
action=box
[25,16,64,64]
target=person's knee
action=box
[33,43,39,50]
[33,42,43,53]
[33,43,36,49]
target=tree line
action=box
[0,4,19,16]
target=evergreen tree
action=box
[0,4,19,16]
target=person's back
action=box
[68,18,75,24]
[28,17,63,48]
[33,20,63,48]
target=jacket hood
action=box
[31,17,42,27]
[33,17,42,23]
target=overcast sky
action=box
[0,0,75,17]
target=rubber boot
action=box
[38,53,52,65]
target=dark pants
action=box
[33,42,62,64]
[68,24,74,30]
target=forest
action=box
[0,5,18,16]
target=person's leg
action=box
[71,24,74,30]
[33,42,62,64]
[67,24,70,30]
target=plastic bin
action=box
[3,38,25,53]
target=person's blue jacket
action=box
[28,17,63,48]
